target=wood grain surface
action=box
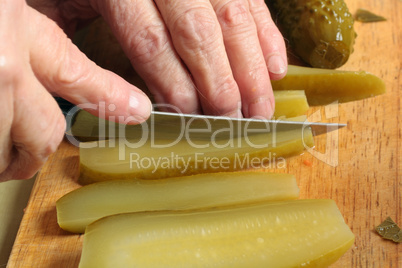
[7,0,401,267]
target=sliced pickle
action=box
[79,123,314,184]
[272,65,386,105]
[273,90,309,118]
[57,171,299,233]
[78,199,355,268]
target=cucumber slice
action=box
[79,125,313,184]
[272,65,386,105]
[57,172,299,233]
[79,199,354,268]
[273,90,309,118]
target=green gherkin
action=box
[269,0,356,69]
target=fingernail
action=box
[268,55,286,75]
[129,91,151,123]
[223,109,243,118]
[248,98,274,119]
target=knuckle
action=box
[99,79,123,106]
[209,76,240,115]
[249,0,271,18]
[27,103,66,160]
[172,7,220,46]
[258,23,285,54]
[0,138,12,175]
[148,77,199,114]
[1,143,43,181]
[130,24,170,65]
[52,39,89,90]
[216,1,252,29]
[40,113,66,158]
[0,53,21,84]
[259,22,282,40]
[164,89,198,113]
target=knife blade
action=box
[66,108,346,142]
[150,111,346,137]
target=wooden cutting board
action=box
[8,0,401,267]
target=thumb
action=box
[28,6,152,124]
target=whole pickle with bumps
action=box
[269,0,356,69]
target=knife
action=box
[56,97,346,138]
[64,106,346,142]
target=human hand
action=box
[30,0,287,119]
[1,0,287,182]
[103,0,287,118]
[0,0,151,182]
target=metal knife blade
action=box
[65,108,346,142]
[150,111,346,137]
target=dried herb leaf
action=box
[375,217,402,243]
[355,9,386,22]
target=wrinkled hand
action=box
[0,0,287,182]
[137,0,287,117]
[30,0,287,118]
[0,0,151,182]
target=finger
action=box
[0,1,66,181]
[0,65,14,179]
[154,0,243,117]
[0,0,26,181]
[27,6,152,124]
[248,0,288,80]
[0,52,66,181]
[94,0,201,114]
[212,0,274,119]
[2,73,66,181]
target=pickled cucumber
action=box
[57,172,300,233]
[272,65,386,105]
[78,199,355,268]
[273,90,309,118]
[79,124,314,184]
[269,0,356,69]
